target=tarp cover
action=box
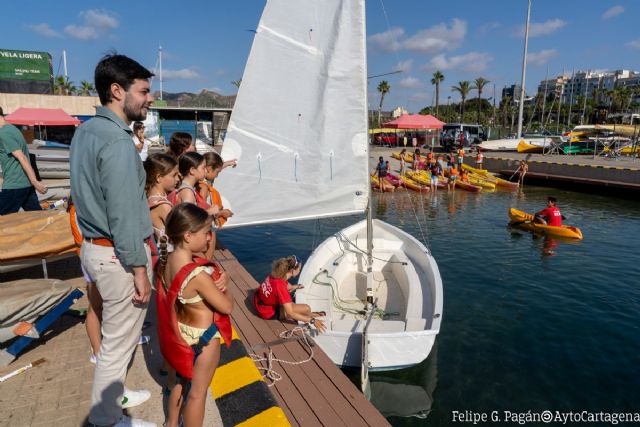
[0,279,72,343]
[0,210,75,262]
[5,107,80,126]
[383,114,445,129]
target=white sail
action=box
[217,0,369,227]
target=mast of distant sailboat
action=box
[516,0,532,139]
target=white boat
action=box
[478,136,561,152]
[216,0,443,372]
[297,219,442,370]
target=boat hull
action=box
[297,219,443,370]
[508,208,583,239]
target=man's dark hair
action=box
[548,196,557,204]
[94,53,154,105]
[0,106,4,117]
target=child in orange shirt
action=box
[200,152,235,227]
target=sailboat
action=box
[216,0,443,371]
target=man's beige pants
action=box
[81,241,151,426]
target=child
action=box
[385,160,391,175]
[399,149,407,176]
[157,203,233,427]
[457,146,465,170]
[448,164,459,191]
[166,132,196,160]
[254,255,326,332]
[516,160,528,186]
[144,153,180,263]
[476,147,484,170]
[429,159,442,192]
[199,152,235,228]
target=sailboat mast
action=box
[159,45,163,101]
[516,0,531,139]
[363,0,374,306]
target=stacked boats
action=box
[375,152,520,193]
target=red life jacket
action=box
[156,257,232,379]
[168,185,210,211]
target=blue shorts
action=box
[0,187,42,215]
[430,175,439,184]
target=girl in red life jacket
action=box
[157,203,233,427]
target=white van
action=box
[441,123,487,150]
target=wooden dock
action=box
[213,247,390,427]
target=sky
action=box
[2,0,640,113]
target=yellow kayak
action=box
[462,164,519,190]
[508,208,583,240]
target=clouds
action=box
[423,52,493,74]
[153,68,201,80]
[527,49,559,67]
[27,23,62,38]
[368,19,467,54]
[515,18,566,37]
[392,59,413,73]
[602,6,624,20]
[626,39,640,49]
[27,9,119,40]
[398,77,422,89]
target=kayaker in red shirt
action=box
[254,255,326,332]
[535,196,562,226]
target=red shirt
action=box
[539,206,562,226]
[254,275,292,319]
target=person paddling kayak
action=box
[534,196,562,226]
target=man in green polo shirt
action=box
[0,106,47,215]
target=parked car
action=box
[441,123,486,150]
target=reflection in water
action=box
[542,236,558,257]
[369,340,438,421]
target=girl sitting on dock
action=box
[254,256,326,332]
[157,203,233,427]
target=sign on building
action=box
[0,48,53,94]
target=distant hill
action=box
[153,89,236,108]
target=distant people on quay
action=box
[399,148,407,175]
[132,121,149,161]
[0,106,47,215]
[475,147,484,170]
[448,164,459,191]
[412,149,421,171]
[457,146,465,170]
[516,160,528,186]
[156,203,233,427]
[535,196,562,226]
[69,53,155,427]
[254,255,326,332]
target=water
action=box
[219,185,640,426]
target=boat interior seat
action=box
[390,252,422,319]
[405,317,427,331]
[330,319,406,333]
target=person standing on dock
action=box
[516,160,528,186]
[475,147,484,170]
[132,121,149,161]
[0,106,47,215]
[70,53,156,427]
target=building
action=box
[0,48,53,94]
[501,84,523,104]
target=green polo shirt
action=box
[70,106,152,267]
[0,123,31,189]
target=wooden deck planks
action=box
[213,248,390,427]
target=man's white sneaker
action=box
[121,387,151,409]
[113,415,157,427]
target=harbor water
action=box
[220,183,640,425]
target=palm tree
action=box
[54,76,75,96]
[79,80,95,96]
[431,71,444,118]
[451,81,471,121]
[472,77,490,124]
[377,80,390,127]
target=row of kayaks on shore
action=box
[508,207,583,239]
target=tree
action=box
[79,80,95,96]
[377,80,390,127]
[472,77,490,124]
[54,76,75,96]
[451,81,471,121]
[431,71,444,118]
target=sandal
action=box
[312,311,326,317]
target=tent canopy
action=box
[5,108,81,126]
[383,114,444,129]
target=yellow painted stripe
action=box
[235,407,291,427]
[211,356,264,399]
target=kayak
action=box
[438,176,481,193]
[462,164,519,190]
[385,173,401,187]
[371,175,395,192]
[508,208,583,240]
[406,170,445,188]
[399,175,429,192]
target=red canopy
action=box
[383,114,444,129]
[5,107,81,126]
